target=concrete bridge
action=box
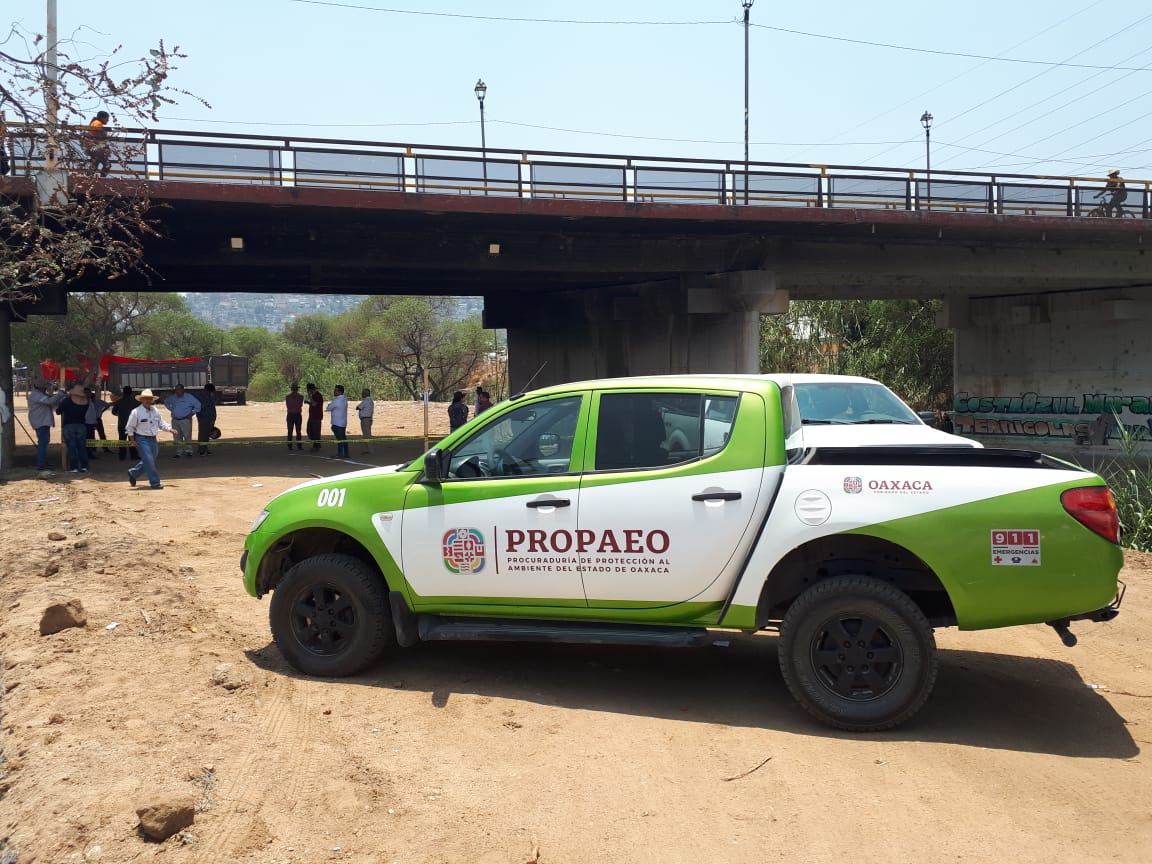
[4,128,1152,458]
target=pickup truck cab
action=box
[242,375,1123,731]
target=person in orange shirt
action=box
[85,111,111,176]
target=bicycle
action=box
[1086,199,1137,218]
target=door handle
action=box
[527,498,571,508]
[692,491,741,502]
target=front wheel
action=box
[778,576,937,732]
[269,553,394,677]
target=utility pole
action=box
[742,0,753,205]
[920,110,933,210]
[45,0,59,168]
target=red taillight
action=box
[1061,487,1120,544]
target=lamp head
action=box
[475,79,487,105]
[920,111,933,130]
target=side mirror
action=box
[424,448,448,483]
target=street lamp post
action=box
[474,78,488,192]
[742,0,754,205]
[920,110,933,210]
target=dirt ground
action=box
[1,396,1150,863]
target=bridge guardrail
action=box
[3,124,1148,220]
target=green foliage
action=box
[335,296,489,399]
[223,326,278,358]
[760,299,954,409]
[11,292,187,367]
[1092,418,1152,552]
[130,310,225,358]
[281,314,334,355]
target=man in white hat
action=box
[125,389,177,489]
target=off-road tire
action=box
[778,575,937,732]
[269,553,394,677]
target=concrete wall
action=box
[487,272,788,392]
[950,287,1152,462]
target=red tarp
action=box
[40,354,203,384]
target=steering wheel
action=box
[493,450,525,476]
[454,454,487,479]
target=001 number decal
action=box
[317,487,347,508]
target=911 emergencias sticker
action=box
[991,529,1041,566]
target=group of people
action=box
[26,380,218,489]
[448,387,494,431]
[23,378,493,481]
[285,383,375,459]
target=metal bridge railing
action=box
[3,125,1148,220]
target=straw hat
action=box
[138,388,157,401]
[1108,169,1121,177]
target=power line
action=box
[158,113,906,148]
[286,0,728,26]
[750,21,1152,71]
[819,0,1106,151]
[290,0,1152,71]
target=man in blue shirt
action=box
[326,384,349,460]
[163,383,201,458]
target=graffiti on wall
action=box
[953,392,1152,444]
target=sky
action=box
[5,0,1152,179]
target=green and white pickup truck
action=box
[241,374,1124,731]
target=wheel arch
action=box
[756,533,956,628]
[254,526,397,598]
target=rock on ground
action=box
[135,795,195,841]
[38,600,87,635]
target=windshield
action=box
[793,382,921,425]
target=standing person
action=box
[163,383,200,458]
[326,384,349,460]
[126,389,176,490]
[85,110,111,176]
[475,388,493,415]
[285,383,305,451]
[110,386,139,462]
[84,387,112,457]
[306,383,324,452]
[56,384,91,473]
[28,381,63,472]
[448,390,468,431]
[196,383,218,456]
[355,388,374,454]
[0,385,10,479]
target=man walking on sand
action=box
[126,389,177,490]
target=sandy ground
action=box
[1,397,1150,863]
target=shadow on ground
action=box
[245,631,1139,758]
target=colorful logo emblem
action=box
[843,476,863,494]
[443,527,486,574]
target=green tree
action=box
[346,296,488,399]
[223,325,278,359]
[761,299,953,409]
[282,314,334,356]
[11,291,185,369]
[130,309,226,358]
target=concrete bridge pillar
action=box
[485,271,787,392]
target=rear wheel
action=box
[269,553,394,677]
[778,576,937,732]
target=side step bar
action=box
[389,591,709,648]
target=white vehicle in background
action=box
[762,374,981,450]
